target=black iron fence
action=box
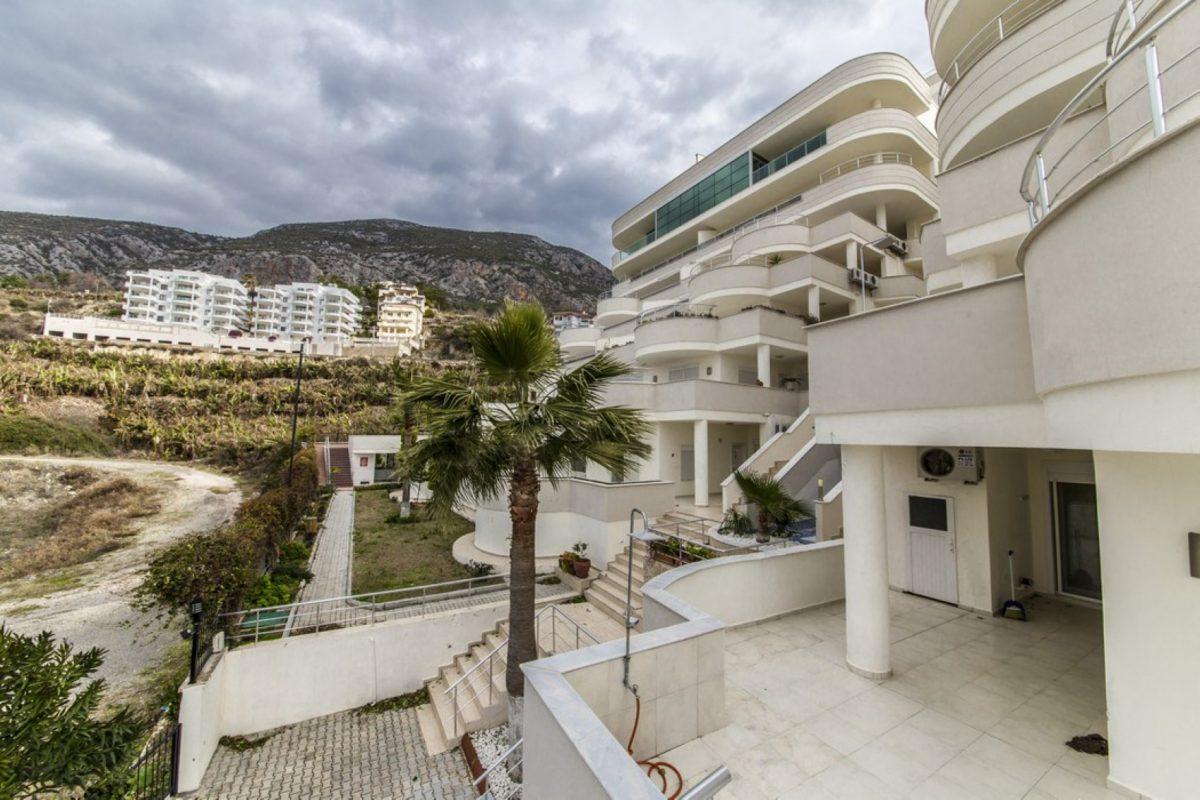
[128,720,180,800]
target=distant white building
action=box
[550,310,591,332]
[375,282,425,348]
[123,269,249,332]
[252,283,361,341]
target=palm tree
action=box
[733,470,813,543]
[402,302,650,738]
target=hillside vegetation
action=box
[0,338,450,470]
[0,211,612,311]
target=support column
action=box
[756,344,771,387]
[807,285,821,321]
[844,240,857,269]
[842,444,891,679]
[874,203,888,232]
[693,419,709,507]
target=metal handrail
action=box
[817,152,913,183]
[475,738,523,800]
[1020,0,1197,222]
[1108,0,1155,54]
[939,0,1066,101]
[445,603,600,736]
[222,572,511,643]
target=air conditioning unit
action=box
[849,267,879,290]
[885,238,909,257]
[917,447,983,483]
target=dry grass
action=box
[0,468,162,581]
[351,488,473,594]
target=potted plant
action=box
[733,470,813,543]
[559,550,578,574]
[570,541,591,579]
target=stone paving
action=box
[298,489,355,602]
[198,706,474,800]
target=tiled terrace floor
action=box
[662,593,1116,799]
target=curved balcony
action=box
[558,325,599,358]
[689,254,852,315]
[605,379,805,419]
[928,1,1014,71]
[613,53,931,243]
[729,211,887,263]
[937,0,1110,169]
[873,274,928,305]
[594,296,641,326]
[633,307,806,363]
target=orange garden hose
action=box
[626,695,685,799]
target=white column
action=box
[693,419,709,507]
[844,240,857,269]
[874,203,888,231]
[842,444,891,679]
[807,285,821,321]
[756,344,771,387]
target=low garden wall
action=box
[176,600,508,793]
[522,540,846,799]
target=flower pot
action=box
[572,558,591,579]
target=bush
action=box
[0,626,142,798]
[278,540,310,563]
[136,532,256,622]
[385,511,420,525]
[0,413,112,456]
[243,574,300,609]
[465,560,495,578]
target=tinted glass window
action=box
[908,495,948,531]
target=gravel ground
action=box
[0,456,241,700]
[470,724,520,799]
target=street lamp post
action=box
[286,336,311,487]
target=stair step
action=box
[592,574,642,605]
[586,585,640,627]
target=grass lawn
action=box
[351,487,475,594]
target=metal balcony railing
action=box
[1021,0,1199,223]
[939,0,1067,102]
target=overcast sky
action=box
[0,1,932,262]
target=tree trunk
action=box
[505,452,540,745]
[399,407,413,517]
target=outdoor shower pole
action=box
[624,508,650,696]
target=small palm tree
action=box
[733,469,813,542]
[402,302,650,738]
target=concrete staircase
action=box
[586,539,650,627]
[327,444,353,488]
[421,620,511,753]
[419,602,625,754]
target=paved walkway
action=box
[299,489,355,603]
[198,706,473,800]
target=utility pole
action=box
[286,337,309,487]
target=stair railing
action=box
[446,604,601,737]
[475,738,523,799]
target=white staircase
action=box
[420,603,614,754]
[585,538,650,626]
[722,410,815,510]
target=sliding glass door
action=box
[1054,481,1102,600]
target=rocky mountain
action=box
[0,211,613,310]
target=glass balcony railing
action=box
[751,130,828,183]
[617,230,658,261]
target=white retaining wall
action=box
[176,601,507,793]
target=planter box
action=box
[557,568,595,594]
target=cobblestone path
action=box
[198,706,474,799]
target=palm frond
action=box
[468,302,560,391]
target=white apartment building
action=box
[122,268,249,332]
[549,310,592,331]
[471,52,940,568]
[375,282,425,347]
[252,282,361,341]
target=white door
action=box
[907,494,958,604]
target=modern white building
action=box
[375,282,425,347]
[549,310,592,331]
[122,268,249,332]
[470,52,940,569]
[252,282,361,341]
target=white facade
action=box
[123,268,249,332]
[346,434,401,486]
[549,310,591,331]
[375,282,425,347]
[252,282,361,341]
[482,52,940,566]
[804,2,1200,798]
[41,314,345,355]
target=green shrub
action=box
[136,532,255,622]
[8,296,28,310]
[243,574,299,608]
[0,414,112,456]
[278,540,310,563]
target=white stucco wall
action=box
[880,446,992,613]
[1092,451,1200,800]
[176,602,508,791]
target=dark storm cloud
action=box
[0,0,932,260]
